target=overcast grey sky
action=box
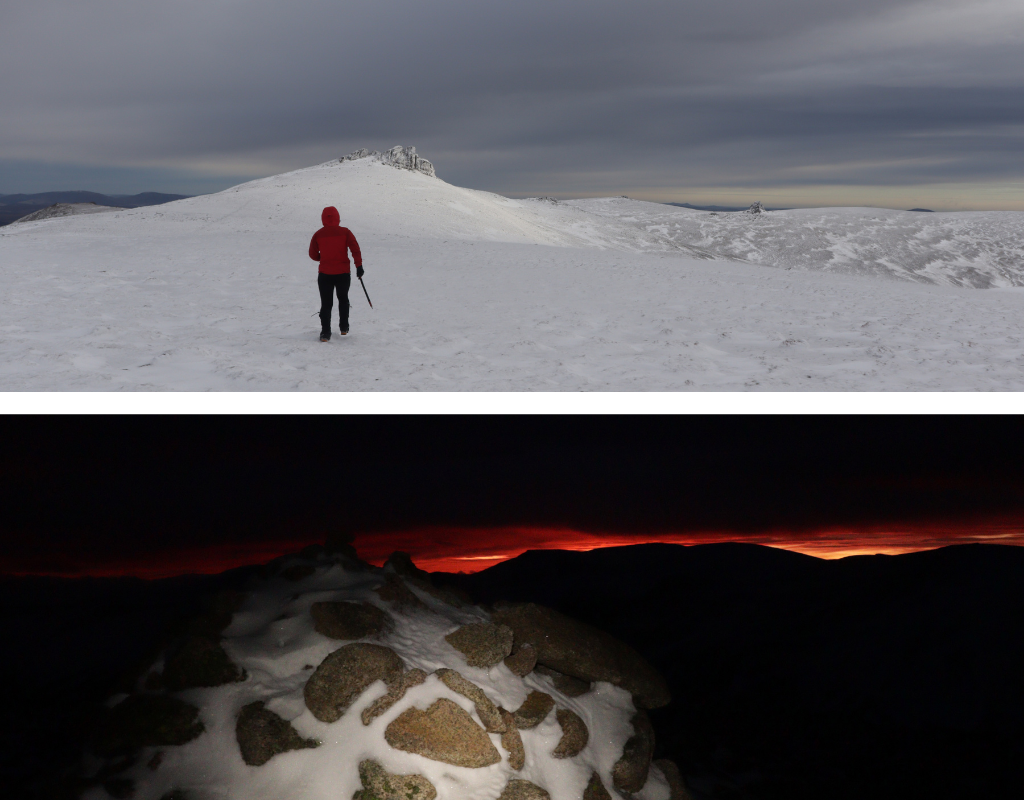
[3,0,1023,208]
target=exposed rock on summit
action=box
[340,146,436,178]
[497,779,550,800]
[551,708,589,758]
[361,668,428,725]
[162,637,246,691]
[498,707,525,770]
[354,759,437,800]
[235,701,318,766]
[311,600,393,640]
[512,690,554,729]
[534,665,591,697]
[435,668,505,732]
[445,622,514,668]
[492,603,670,709]
[503,643,537,677]
[384,698,501,767]
[304,643,405,723]
[612,711,656,793]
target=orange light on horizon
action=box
[5,518,1024,579]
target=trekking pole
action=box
[359,276,373,309]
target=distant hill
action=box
[0,191,191,227]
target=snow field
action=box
[1,157,1023,391]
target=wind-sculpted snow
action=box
[566,198,1024,289]
[1,156,1023,390]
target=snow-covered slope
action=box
[1,152,1023,391]
[81,551,675,800]
[11,202,121,224]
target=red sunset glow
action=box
[10,518,1024,579]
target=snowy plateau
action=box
[2,149,1024,390]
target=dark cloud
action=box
[1,0,1022,204]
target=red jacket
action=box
[309,206,362,274]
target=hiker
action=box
[309,206,363,341]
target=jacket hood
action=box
[321,206,340,227]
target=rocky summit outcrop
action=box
[551,708,588,758]
[354,759,437,800]
[534,665,591,697]
[312,601,393,640]
[497,779,550,800]
[746,201,766,214]
[162,637,246,691]
[375,573,429,611]
[235,701,319,766]
[435,668,505,732]
[512,690,555,729]
[93,695,204,757]
[653,759,694,800]
[384,698,501,767]
[304,643,405,723]
[491,603,670,709]
[340,146,436,178]
[362,668,428,725]
[503,643,537,677]
[612,711,656,793]
[445,622,514,668]
[498,707,525,770]
[583,772,612,800]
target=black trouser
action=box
[318,272,350,331]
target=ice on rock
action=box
[341,145,436,177]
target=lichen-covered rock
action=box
[362,669,428,725]
[653,759,694,800]
[512,690,554,729]
[503,643,537,677]
[162,637,246,691]
[304,643,405,723]
[534,665,591,697]
[93,695,204,756]
[353,759,437,800]
[445,622,514,668]
[435,668,505,732]
[612,711,656,793]
[375,573,429,611]
[311,601,393,640]
[491,603,670,709]
[497,779,551,800]
[583,772,612,800]
[236,701,319,766]
[384,698,501,767]
[551,708,588,758]
[498,707,524,770]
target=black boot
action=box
[319,311,331,342]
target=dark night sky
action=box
[3,415,1023,577]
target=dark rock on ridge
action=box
[491,603,669,709]
[235,701,318,766]
[445,622,514,667]
[162,637,246,690]
[612,711,656,793]
[534,665,591,697]
[512,690,555,729]
[653,759,693,800]
[583,772,612,800]
[304,643,405,723]
[311,601,393,640]
[503,643,537,677]
[498,707,525,770]
[93,695,204,756]
[375,574,429,611]
[552,708,589,758]
[384,697,501,767]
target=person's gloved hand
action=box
[356,265,365,279]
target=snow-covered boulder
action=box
[82,548,677,800]
[745,202,766,215]
[341,146,436,178]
